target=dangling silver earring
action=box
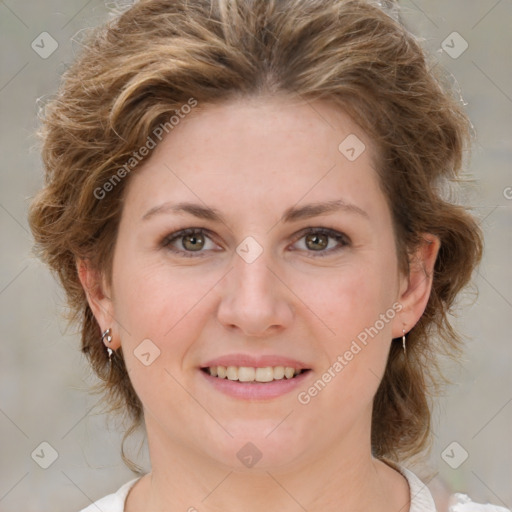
[402,329,406,356]
[101,328,113,361]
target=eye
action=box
[161,228,218,258]
[291,227,351,257]
[161,227,350,258]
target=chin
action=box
[202,429,307,472]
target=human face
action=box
[103,96,407,470]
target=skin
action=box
[78,95,440,512]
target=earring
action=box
[402,329,406,356]
[101,328,113,361]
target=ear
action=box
[76,258,121,351]
[391,233,441,338]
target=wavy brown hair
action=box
[28,0,483,472]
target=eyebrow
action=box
[142,199,369,225]
[142,199,369,224]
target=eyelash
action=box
[161,227,351,258]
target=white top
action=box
[78,466,510,512]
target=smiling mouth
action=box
[200,366,311,383]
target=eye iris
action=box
[306,233,328,251]
[183,233,204,251]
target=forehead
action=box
[121,96,385,224]
[162,95,379,165]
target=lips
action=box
[199,364,312,399]
[200,353,311,370]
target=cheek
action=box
[117,273,188,331]
[306,254,398,392]
[312,259,397,339]
[293,267,397,440]
[111,257,215,361]
[110,261,207,413]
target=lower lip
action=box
[199,369,312,400]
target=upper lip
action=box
[201,354,311,370]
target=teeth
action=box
[206,365,303,382]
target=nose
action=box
[216,247,294,337]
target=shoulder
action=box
[449,493,510,512]
[397,465,510,512]
[78,477,141,512]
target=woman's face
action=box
[90,96,428,471]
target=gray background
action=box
[0,1,510,511]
